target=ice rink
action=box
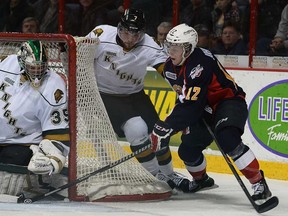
[0,170,287,216]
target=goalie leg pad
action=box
[0,171,26,195]
[25,173,68,197]
[0,170,68,198]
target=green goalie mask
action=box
[18,40,48,88]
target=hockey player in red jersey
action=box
[150,23,273,200]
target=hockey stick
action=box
[0,164,68,203]
[202,119,279,213]
[16,143,152,204]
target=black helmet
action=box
[120,8,145,32]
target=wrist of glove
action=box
[150,120,173,152]
[28,139,68,175]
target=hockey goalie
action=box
[0,40,70,197]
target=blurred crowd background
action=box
[1,0,288,56]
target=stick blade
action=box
[255,196,279,213]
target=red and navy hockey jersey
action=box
[162,47,246,131]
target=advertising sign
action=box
[248,80,288,158]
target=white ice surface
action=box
[0,169,287,216]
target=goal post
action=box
[0,33,172,202]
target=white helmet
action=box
[18,40,48,88]
[165,23,198,65]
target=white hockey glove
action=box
[150,120,173,152]
[28,140,68,175]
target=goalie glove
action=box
[28,139,69,175]
[150,120,173,152]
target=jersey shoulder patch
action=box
[54,89,64,103]
[40,71,67,106]
[93,28,104,37]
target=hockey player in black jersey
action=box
[150,23,273,200]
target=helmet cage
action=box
[18,40,48,88]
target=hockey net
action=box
[0,33,171,202]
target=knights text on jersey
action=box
[0,55,69,145]
[86,25,168,95]
[163,48,246,131]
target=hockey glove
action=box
[28,139,68,175]
[151,120,173,152]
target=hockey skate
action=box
[155,172,176,189]
[167,172,191,192]
[186,173,215,193]
[251,170,272,201]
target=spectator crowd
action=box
[0,0,288,56]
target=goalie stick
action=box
[203,119,279,213]
[16,142,152,204]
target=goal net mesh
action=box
[0,34,171,202]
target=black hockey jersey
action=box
[162,47,246,131]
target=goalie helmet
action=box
[165,23,198,65]
[117,8,145,49]
[18,40,48,88]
